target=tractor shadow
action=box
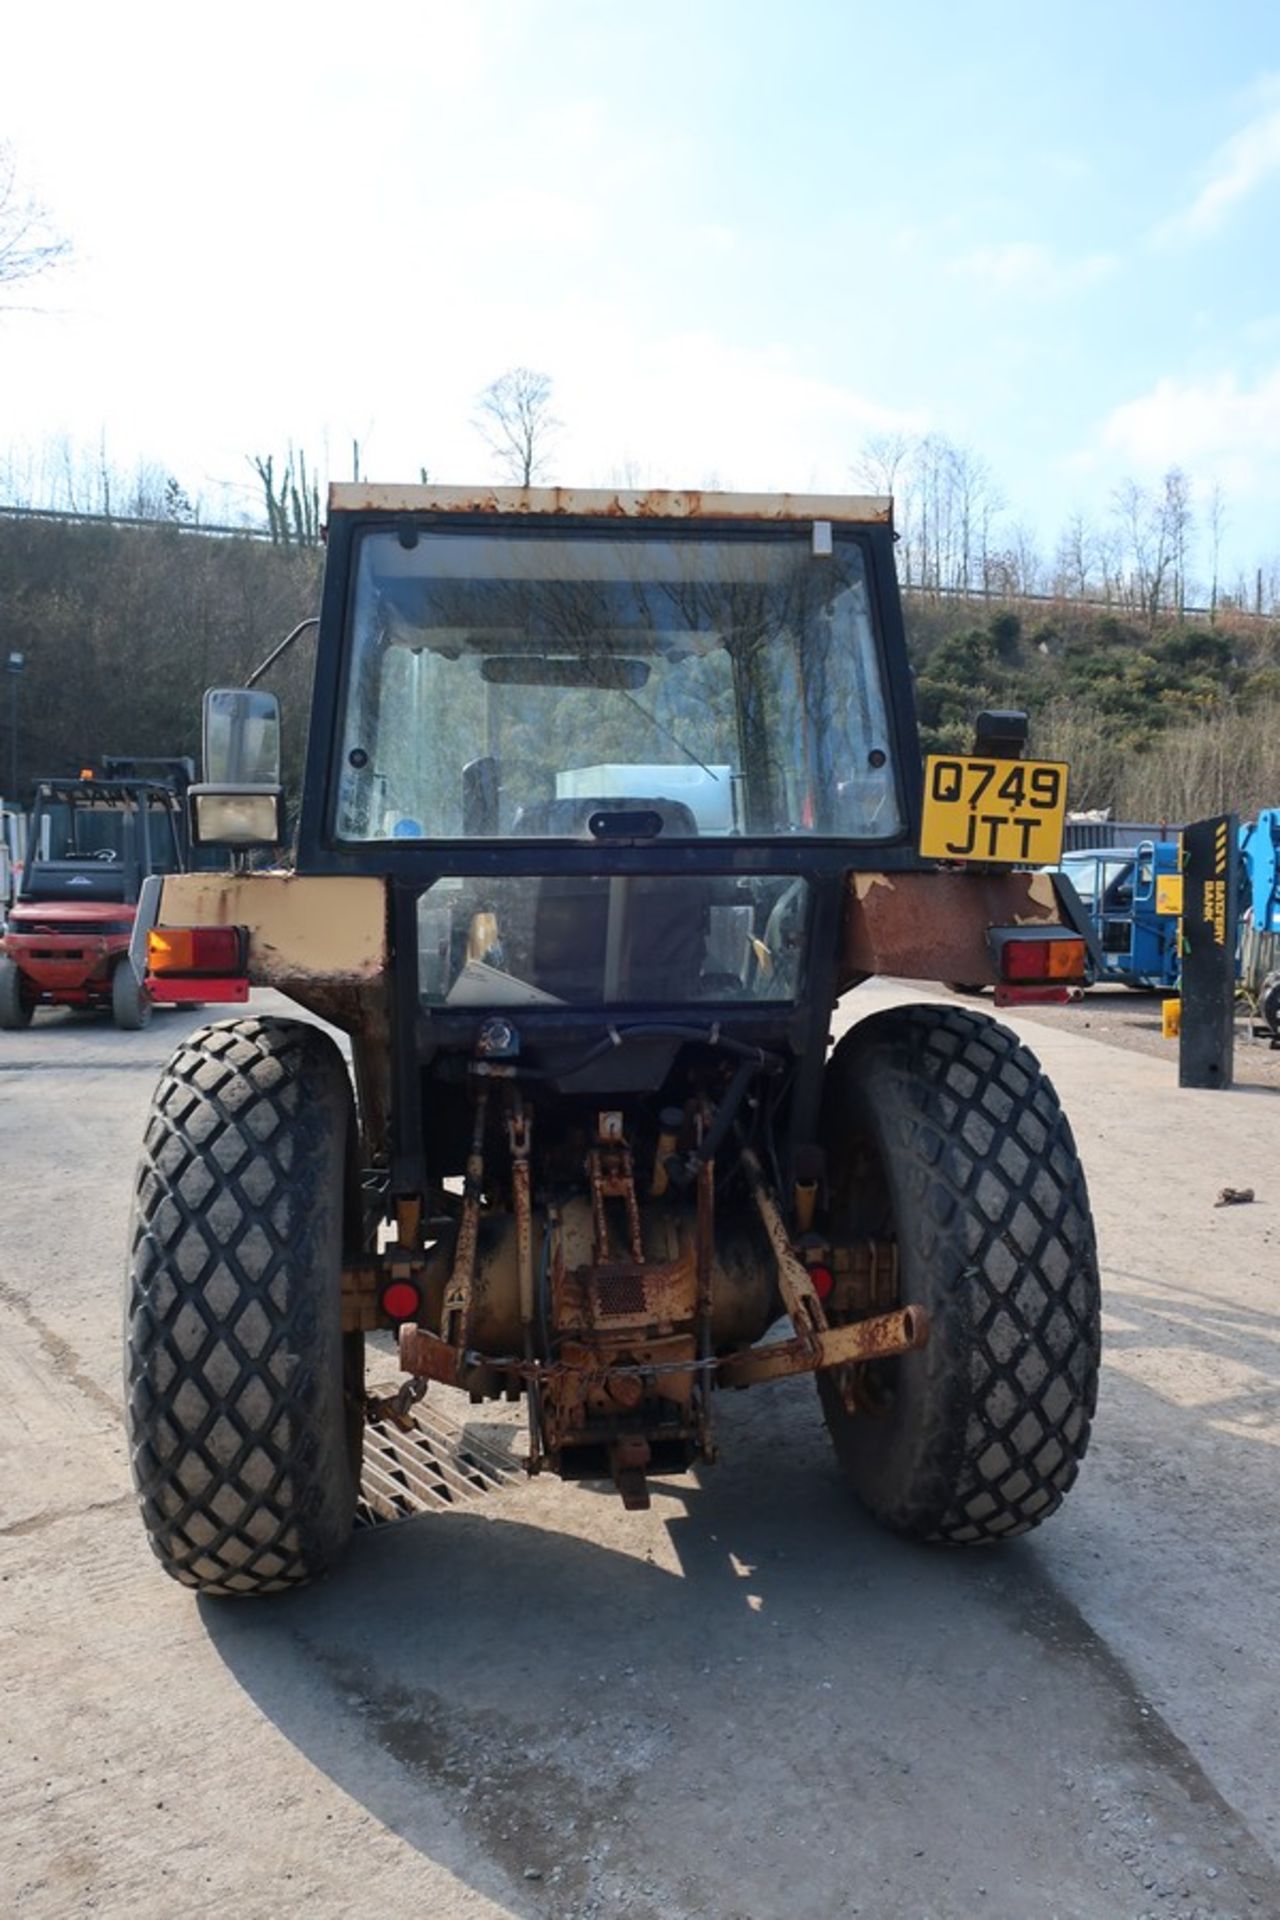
[201,1379,1279,1920]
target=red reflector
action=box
[809,1264,834,1301]
[381,1281,421,1322]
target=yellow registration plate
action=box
[919,754,1068,865]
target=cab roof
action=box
[327,483,893,526]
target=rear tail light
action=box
[380,1279,422,1323]
[807,1264,834,1301]
[147,925,245,975]
[997,935,1086,984]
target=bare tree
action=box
[1207,480,1227,623]
[0,145,69,304]
[1093,519,1125,607]
[996,520,1043,599]
[474,367,559,486]
[873,432,1005,596]
[1112,478,1175,628]
[948,442,1002,593]
[852,432,912,499]
[249,448,322,546]
[1162,467,1193,618]
[1054,511,1094,601]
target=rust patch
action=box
[826,1240,900,1320]
[397,1323,469,1389]
[327,482,892,526]
[740,1147,828,1343]
[718,1306,929,1388]
[841,868,1064,989]
[442,1089,489,1349]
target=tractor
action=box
[124,485,1101,1595]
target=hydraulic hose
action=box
[694,1055,758,1166]
[503,1021,780,1083]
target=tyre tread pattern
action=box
[0,956,34,1028]
[112,959,151,1030]
[824,1004,1100,1544]
[125,1015,355,1595]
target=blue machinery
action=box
[1057,812,1280,1034]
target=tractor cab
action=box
[317,500,906,1022]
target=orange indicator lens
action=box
[1002,937,1085,983]
[147,926,242,974]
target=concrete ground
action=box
[1008,983,1280,1092]
[0,984,1277,1920]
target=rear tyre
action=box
[0,957,34,1029]
[818,1003,1100,1543]
[125,1016,364,1595]
[112,959,153,1030]
[1260,971,1280,1043]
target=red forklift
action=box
[0,762,190,1029]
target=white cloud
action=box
[1097,366,1280,497]
[1155,78,1280,243]
[557,332,928,494]
[949,242,1116,296]
[0,3,924,509]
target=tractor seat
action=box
[529,872,709,1002]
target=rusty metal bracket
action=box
[365,1376,428,1430]
[394,1194,422,1251]
[507,1095,535,1334]
[442,1084,489,1349]
[589,1134,645,1266]
[398,1322,472,1389]
[828,1239,899,1318]
[693,1151,716,1461]
[506,1090,543,1464]
[740,1147,829,1343]
[717,1306,929,1389]
[610,1437,652,1511]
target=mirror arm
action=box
[246,616,319,689]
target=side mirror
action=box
[191,687,285,849]
[203,688,281,785]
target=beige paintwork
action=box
[156,872,386,985]
[327,482,893,525]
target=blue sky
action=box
[2,0,1279,589]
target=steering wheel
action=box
[93,848,119,862]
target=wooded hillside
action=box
[1,512,1276,822]
[0,515,321,798]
